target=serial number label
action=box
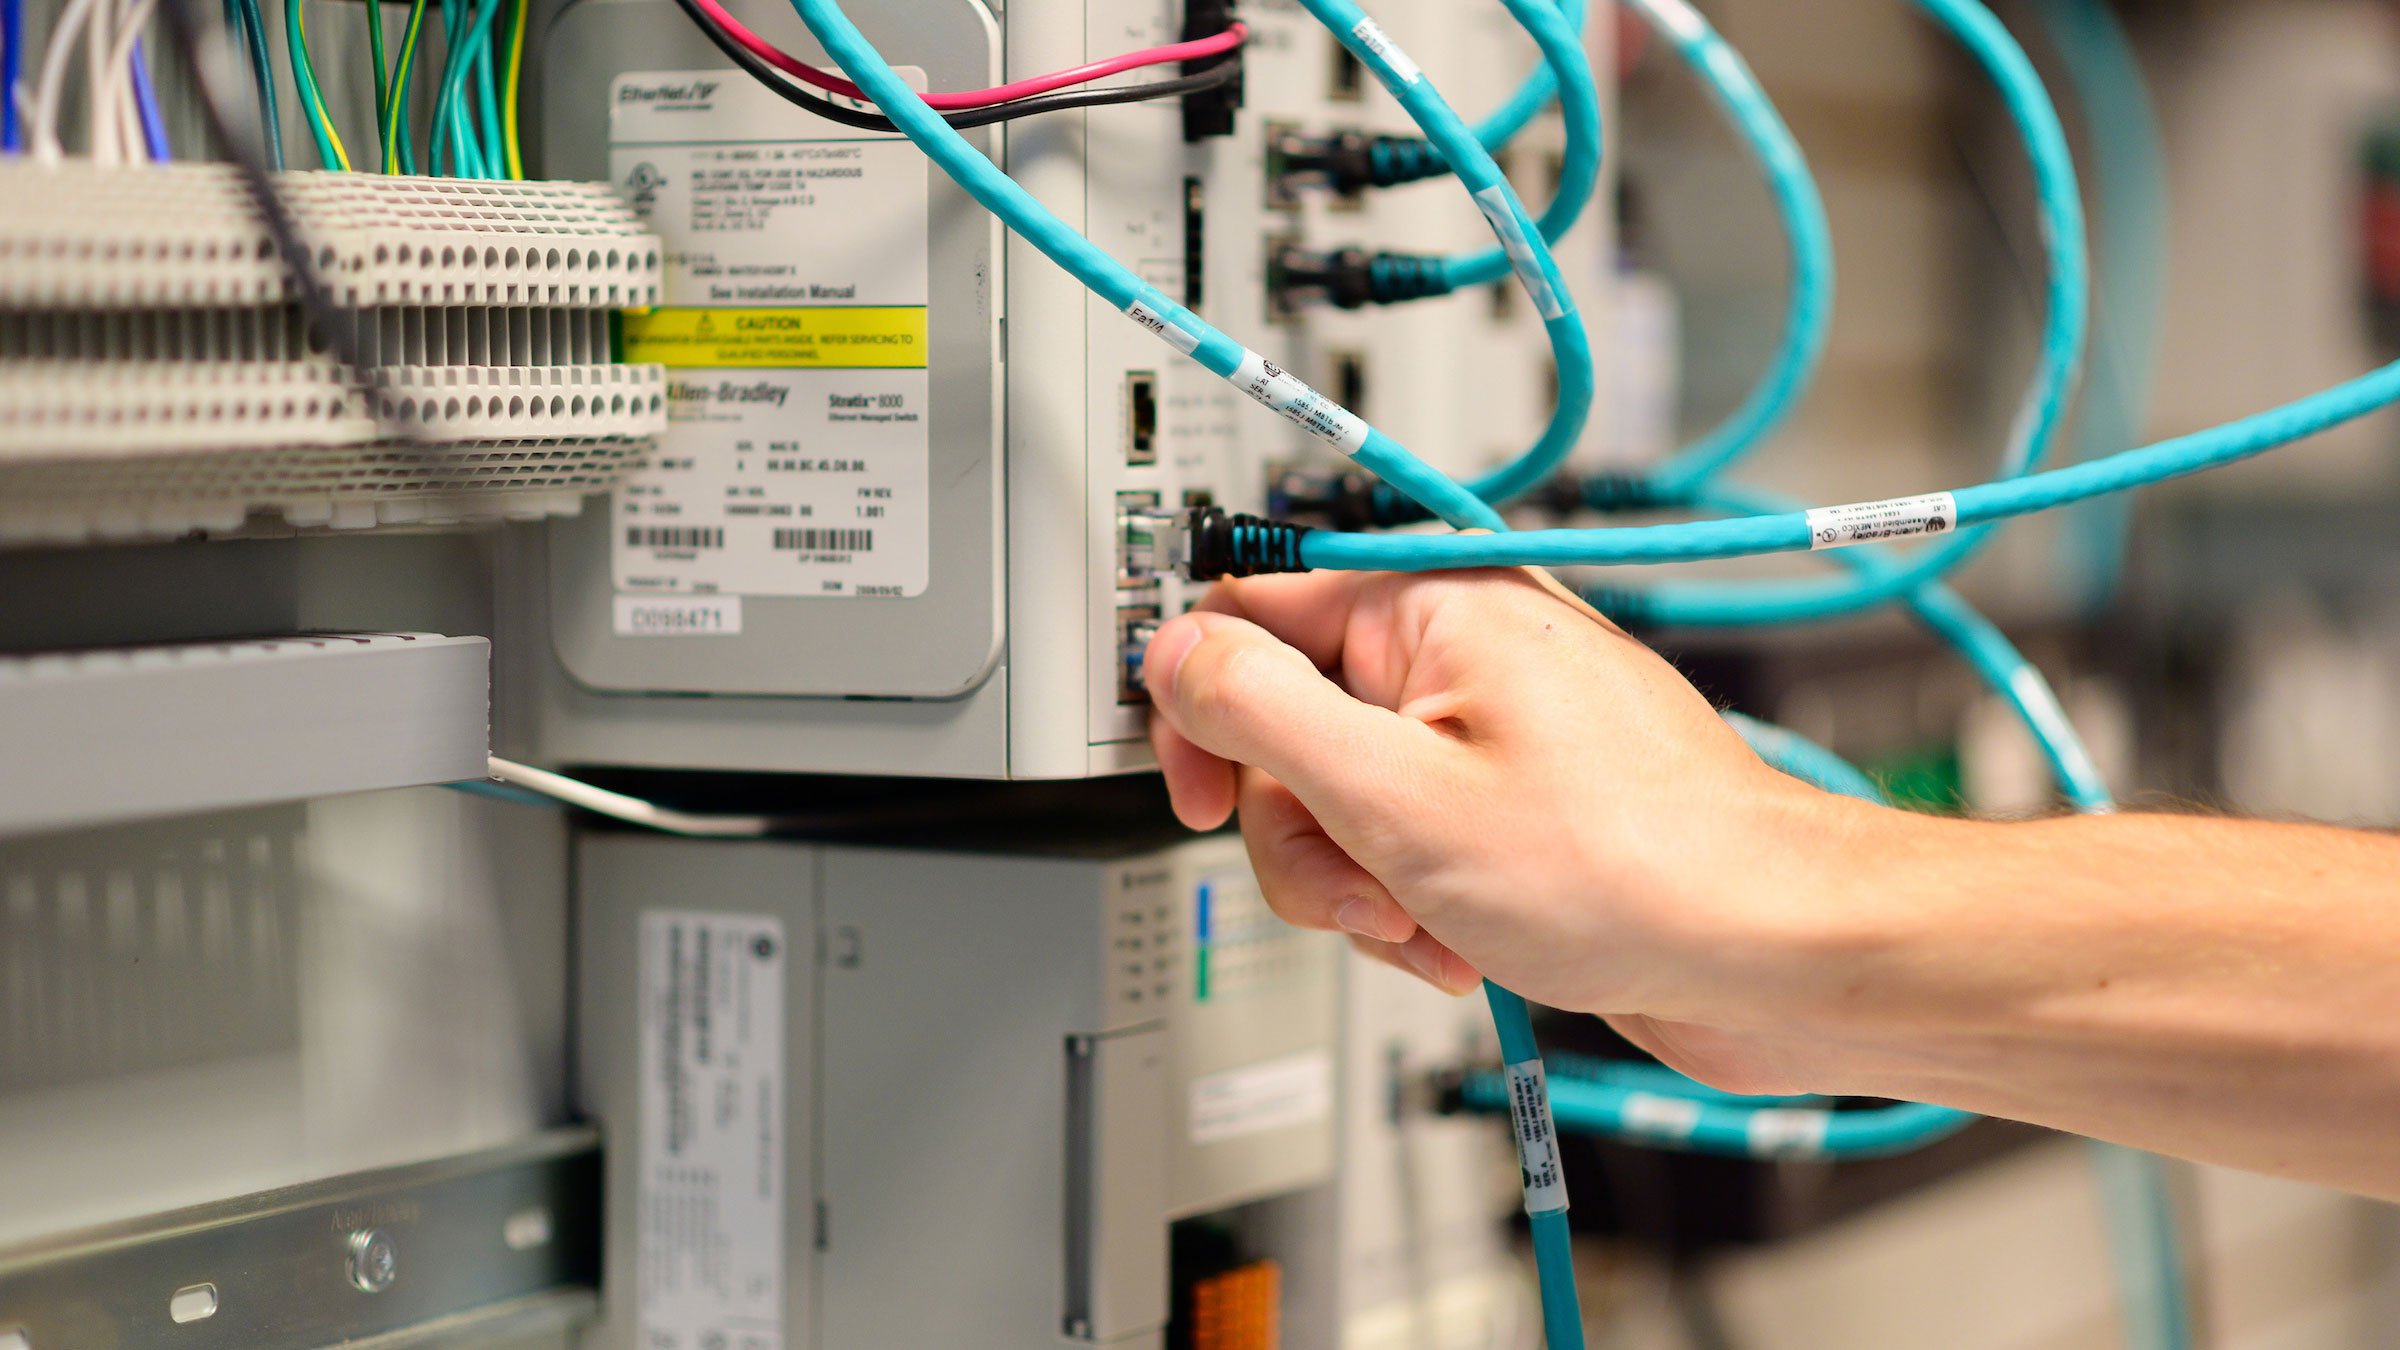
[613,594,745,637]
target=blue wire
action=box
[1439,0,1601,287]
[1,0,23,153]
[130,37,170,162]
[1633,0,2089,625]
[1628,0,1834,496]
[2027,0,2170,616]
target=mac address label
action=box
[638,910,786,1350]
[608,71,930,600]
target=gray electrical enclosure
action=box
[575,829,1340,1349]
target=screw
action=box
[346,1228,398,1294]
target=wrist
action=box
[1644,783,1970,1088]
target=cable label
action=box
[1744,1109,1831,1158]
[1126,297,1201,355]
[1621,1091,1702,1139]
[1350,18,1424,87]
[1232,350,1370,454]
[1505,1061,1571,1216]
[1805,492,1958,549]
[1472,188,1569,320]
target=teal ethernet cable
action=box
[1631,0,2089,626]
[1628,0,1834,498]
[1461,1069,1976,1160]
[1272,0,1595,512]
[783,0,1502,532]
[2027,0,2170,615]
[1722,710,1884,803]
[1264,346,2400,575]
[1361,0,1586,189]
[1431,0,1601,293]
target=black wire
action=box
[158,0,410,438]
[666,0,1245,133]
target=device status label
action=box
[638,910,787,1350]
[609,71,931,600]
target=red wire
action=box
[683,6,1248,112]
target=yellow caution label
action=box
[621,306,928,369]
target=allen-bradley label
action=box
[1805,492,1959,549]
[609,71,931,599]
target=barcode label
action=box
[774,528,875,552]
[625,526,724,550]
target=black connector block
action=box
[1183,506,1312,580]
[1181,0,1245,142]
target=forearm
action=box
[1769,806,2400,1197]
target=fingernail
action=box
[1336,896,1414,943]
[1142,617,1204,702]
[1402,941,1452,989]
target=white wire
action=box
[31,0,105,161]
[484,756,791,838]
[84,0,115,162]
[101,0,161,159]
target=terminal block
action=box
[0,163,669,544]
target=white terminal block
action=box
[0,163,664,311]
[0,163,672,543]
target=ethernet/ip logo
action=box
[617,78,723,109]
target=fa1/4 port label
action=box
[609,70,931,600]
[613,371,930,598]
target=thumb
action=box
[1144,612,1458,845]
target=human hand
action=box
[1142,567,1878,1095]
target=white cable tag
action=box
[1472,188,1568,320]
[1620,1091,1702,1139]
[1744,1109,1831,1158]
[1805,492,1958,549]
[1232,350,1370,454]
[1505,1061,1570,1215]
[1351,17,1423,86]
[1126,297,1201,355]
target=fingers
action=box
[1348,931,1484,996]
[1237,769,1416,942]
[1144,611,1462,843]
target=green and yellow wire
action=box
[501,0,526,177]
[382,0,428,173]
[285,0,352,169]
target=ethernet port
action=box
[1118,491,1168,587]
[1127,371,1160,465]
[1118,603,1165,704]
